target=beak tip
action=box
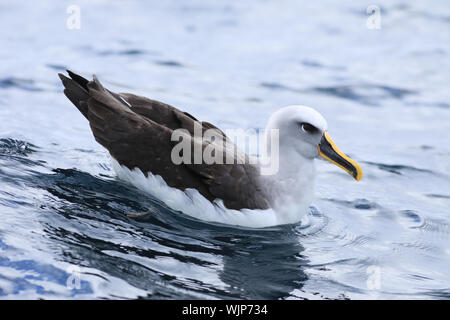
[354,167,363,182]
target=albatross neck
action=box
[260,149,316,214]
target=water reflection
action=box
[218,227,307,299]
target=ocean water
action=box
[1,0,450,299]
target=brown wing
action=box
[58,71,270,210]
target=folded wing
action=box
[59,71,270,210]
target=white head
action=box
[262,105,362,224]
[266,105,328,160]
[264,104,362,181]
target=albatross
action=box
[58,70,362,227]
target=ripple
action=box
[426,194,450,200]
[46,64,68,71]
[260,82,300,93]
[294,207,328,236]
[98,49,150,56]
[398,210,425,229]
[154,60,184,68]
[324,198,379,210]
[301,60,346,71]
[421,289,450,299]
[0,138,44,168]
[406,101,450,109]
[30,168,154,219]
[0,138,37,156]
[309,84,416,105]
[260,82,416,106]
[362,161,434,175]
[342,235,373,247]
[419,218,450,236]
[0,77,43,92]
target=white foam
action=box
[111,159,300,228]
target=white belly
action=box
[111,158,308,228]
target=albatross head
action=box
[265,105,363,181]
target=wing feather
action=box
[59,71,270,210]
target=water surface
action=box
[0,0,450,299]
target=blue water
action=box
[1,0,450,299]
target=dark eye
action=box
[300,122,319,134]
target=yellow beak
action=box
[318,131,363,181]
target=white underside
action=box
[111,159,308,228]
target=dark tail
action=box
[58,70,90,119]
